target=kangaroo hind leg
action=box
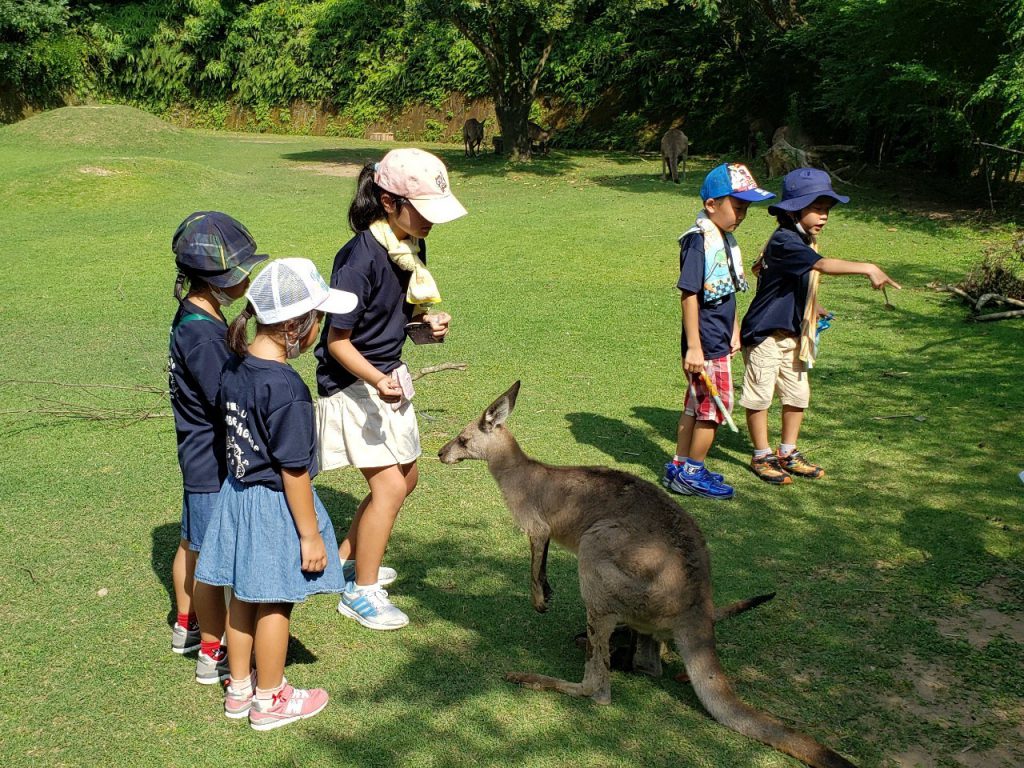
[506,611,618,705]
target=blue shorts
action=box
[179,491,219,552]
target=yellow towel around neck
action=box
[369,219,441,312]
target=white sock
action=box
[253,680,285,709]
[228,675,254,697]
[753,448,771,459]
[779,443,796,457]
[351,581,380,594]
[673,454,687,464]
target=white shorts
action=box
[317,380,421,470]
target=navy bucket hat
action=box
[172,211,267,288]
[768,168,849,216]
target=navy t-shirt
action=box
[740,227,822,348]
[314,230,421,396]
[168,300,230,493]
[677,231,736,361]
[220,356,319,492]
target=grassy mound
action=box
[0,104,183,150]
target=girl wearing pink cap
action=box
[313,148,467,630]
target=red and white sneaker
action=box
[248,684,329,731]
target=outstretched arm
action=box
[814,258,902,290]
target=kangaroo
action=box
[528,121,552,155]
[438,382,857,768]
[661,128,689,183]
[463,118,485,157]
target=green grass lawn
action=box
[1,106,1021,768]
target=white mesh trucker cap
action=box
[246,257,357,324]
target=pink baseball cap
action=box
[374,148,468,224]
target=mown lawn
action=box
[0,106,1021,768]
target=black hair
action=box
[226,304,319,358]
[347,163,407,232]
[173,269,213,303]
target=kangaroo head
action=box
[438,381,521,464]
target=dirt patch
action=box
[291,162,362,178]
[78,166,120,176]
[954,744,1021,768]
[935,576,1024,649]
[891,746,937,768]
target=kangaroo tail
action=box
[674,621,857,768]
[714,592,776,623]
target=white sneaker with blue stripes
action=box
[337,585,409,630]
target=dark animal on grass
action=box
[528,121,552,155]
[463,118,485,157]
[661,128,689,183]
[438,382,857,768]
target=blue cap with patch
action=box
[700,163,775,203]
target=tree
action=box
[412,0,699,159]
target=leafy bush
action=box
[960,232,1024,300]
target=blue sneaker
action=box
[669,467,735,500]
[338,585,409,630]
[341,561,398,588]
[662,462,723,495]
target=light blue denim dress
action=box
[195,477,345,603]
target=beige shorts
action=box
[738,333,810,411]
[317,380,421,470]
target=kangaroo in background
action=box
[438,382,857,768]
[528,121,552,155]
[661,128,689,183]
[463,117,485,157]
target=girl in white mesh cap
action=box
[195,258,356,730]
[313,148,467,631]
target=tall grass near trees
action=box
[0,106,1022,768]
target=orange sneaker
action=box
[750,454,793,485]
[778,449,825,479]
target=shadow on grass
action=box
[150,521,324,667]
[279,146,580,180]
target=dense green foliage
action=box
[2,0,1023,169]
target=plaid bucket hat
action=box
[172,211,267,287]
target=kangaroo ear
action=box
[482,381,521,431]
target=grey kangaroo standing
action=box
[661,128,689,183]
[463,118,485,157]
[439,382,857,768]
[528,121,552,155]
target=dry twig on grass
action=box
[411,362,468,381]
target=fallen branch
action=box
[0,378,166,394]
[971,309,1024,322]
[976,293,1024,311]
[411,362,468,381]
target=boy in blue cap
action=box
[739,168,900,483]
[662,163,774,499]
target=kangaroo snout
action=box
[437,441,462,464]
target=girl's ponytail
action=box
[348,163,386,233]
[227,303,256,357]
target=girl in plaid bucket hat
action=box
[195,258,356,729]
[167,211,266,683]
[738,169,901,484]
[313,148,467,631]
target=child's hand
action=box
[684,347,705,374]
[730,332,741,357]
[299,533,328,573]
[867,265,902,291]
[375,375,404,403]
[426,311,451,340]
[816,304,831,318]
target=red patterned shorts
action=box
[684,356,734,425]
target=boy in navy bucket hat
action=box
[738,168,900,484]
[662,163,774,501]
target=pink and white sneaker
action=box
[248,684,329,731]
[224,672,257,720]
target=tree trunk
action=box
[495,94,532,161]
